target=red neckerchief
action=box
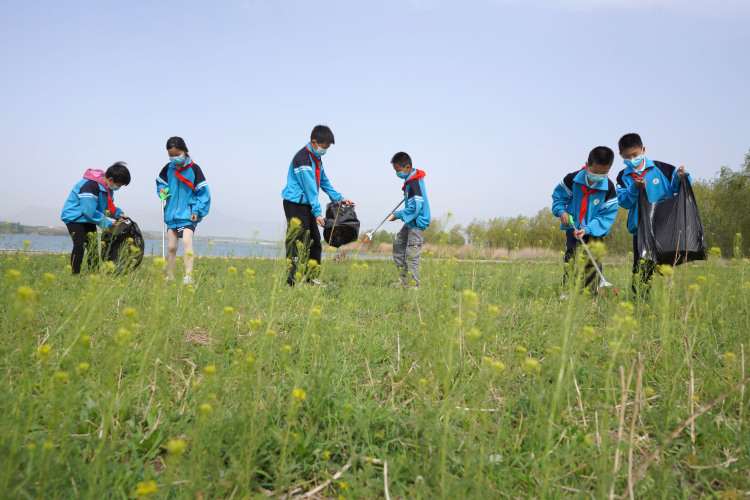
[579,184,599,226]
[306,145,322,189]
[174,159,195,190]
[402,169,426,192]
[105,188,116,217]
[629,169,647,182]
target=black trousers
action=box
[283,200,322,285]
[563,229,602,290]
[66,222,99,274]
[632,235,656,295]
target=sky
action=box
[1,0,749,240]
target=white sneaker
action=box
[310,279,327,287]
[183,275,195,285]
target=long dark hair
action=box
[166,136,189,154]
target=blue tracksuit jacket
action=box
[395,170,431,230]
[615,158,692,235]
[551,169,619,236]
[281,143,343,218]
[61,179,123,229]
[155,159,211,229]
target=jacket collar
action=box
[306,142,322,160]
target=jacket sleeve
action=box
[670,169,693,192]
[319,167,344,204]
[114,205,124,219]
[156,166,169,197]
[582,196,619,236]
[616,172,639,209]
[551,180,572,218]
[191,166,211,217]
[395,197,423,224]
[395,181,424,224]
[80,194,111,228]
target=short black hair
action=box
[106,162,131,185]
[391,152,412,169]
[587,146,614,167]
[311,125,335,144]
[618,133,643,152]
[166,136,189,153]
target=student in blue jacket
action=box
[281,125,354,286]
[551,146,618,291]
[388,152,431,288]
[156,137,211,284]
[615,133,690,295]
[61,162,130,274]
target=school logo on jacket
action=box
[653,178,660,185]
[593,199,600,205]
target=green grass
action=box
[1,246,749,499]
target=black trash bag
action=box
[102,218,145,272]
[636,179,707,266]
[323,201,360,248]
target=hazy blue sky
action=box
[1,0,748,239]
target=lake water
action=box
[0,234,387,260]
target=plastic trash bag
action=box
[636,179,707,265]
[102,218,145,272]
[323,201,360,248]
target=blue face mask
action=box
[170,155,185,166]
[315,147,327,156]
[586,172,607,185]
[396,170,409,179]
[110,185,121,191]
[624,155,644,169]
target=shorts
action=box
[174,225,196,238]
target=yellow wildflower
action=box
[292,388,307,402]
[165,438,186,456]
[135,480,158,497]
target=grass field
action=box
[1,245,748,499]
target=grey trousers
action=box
[393,225,423,285]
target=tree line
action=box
[365,150,750,258]
[0,222,25,234]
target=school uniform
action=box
[155,158,211,236]
[393,169,431,286]
[615,158,691,292]
[61,179,123,274]
[281,143,344,285]
[551,169,618,289]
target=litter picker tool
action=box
[159,188,171,261]
[568,215,618,296]
[362,199,404,243]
